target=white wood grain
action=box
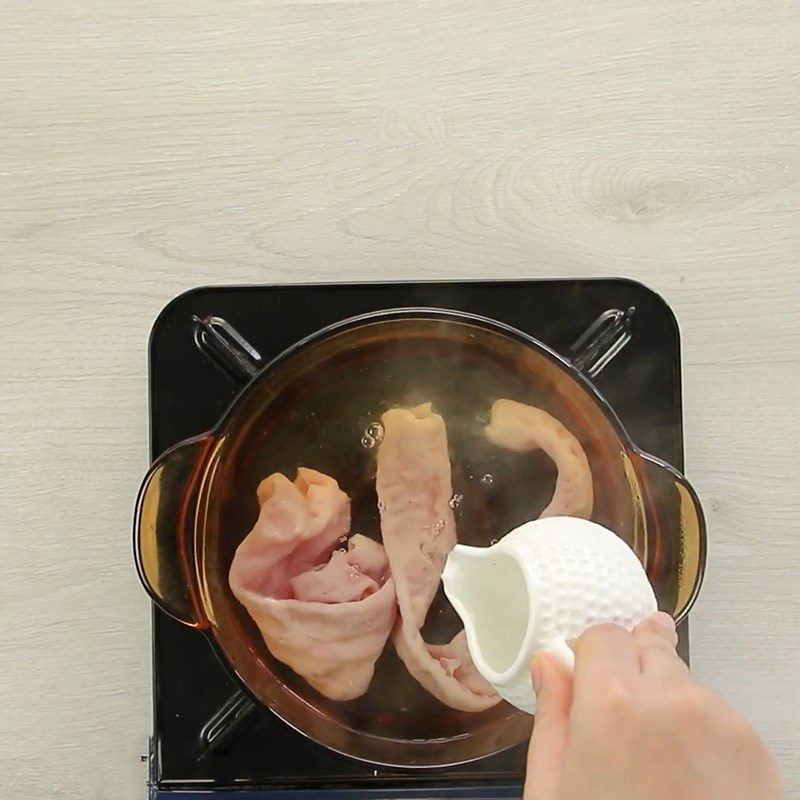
[1,0,799,797]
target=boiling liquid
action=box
[211,325,635,742]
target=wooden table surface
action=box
[2,1,799,797]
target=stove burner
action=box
[146,280,688,798]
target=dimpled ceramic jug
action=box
[441,517,657,714]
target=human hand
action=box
[524,613,783,800]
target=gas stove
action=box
[145,279,689,799]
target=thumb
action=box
[523,653,574,800]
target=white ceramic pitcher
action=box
[442,517,657,714]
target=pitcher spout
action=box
[442,543,532,684]
[442,544,488,625]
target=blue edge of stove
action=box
[151,787,521,799]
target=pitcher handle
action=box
[134,434,213,627]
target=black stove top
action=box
[146,279,687,799]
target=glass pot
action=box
[134,308,706,768]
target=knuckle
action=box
[636,617,679,647]
[635,618,664,636]
[664,686,714,726]
[575,623,626,653]
[598,679,637,719]
[638,632,676,657]
[723,709,761,748]
[580,622,622,641]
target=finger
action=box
[634,613,688,680]
[572,623,638,693]
[524,654,574,800]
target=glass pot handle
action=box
[633,451,707,623]
[193,315,263,382]
[134,434,213,627]
[569,307,635,378]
